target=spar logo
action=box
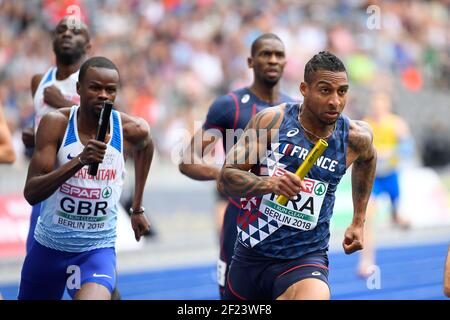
[60,183,101,199]
[102,187,112,199]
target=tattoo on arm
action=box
[228,110,282,165]
[350,121,377,225]
[348,121,374,160]
[255,110,281,136]
[219,165,271,197]
[219,108,282,197]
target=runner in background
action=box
[358,91,413,277]
[22,16,91,254]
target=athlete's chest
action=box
[269,141,343,185]
[272,134,345,184]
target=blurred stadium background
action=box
[0,0,449,299]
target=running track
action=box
[1,242,448,300]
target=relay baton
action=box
[88,101,113,176]
[276,139,328,205]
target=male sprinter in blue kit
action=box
[179,33,293,298]
[218,51,377,299]
[19,57,153,300]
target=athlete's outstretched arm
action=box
[179,95,235,181]
[179,128,222,180]
[123,114,153,241]
[218,106,304,199]
[24,111,108,205]
[343,120,376,254]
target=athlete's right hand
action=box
[269,171,306,199]
[79,139,108,165]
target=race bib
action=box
[52,183,112,231]
[259,178,328,231]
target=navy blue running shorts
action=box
[224,242,329,300]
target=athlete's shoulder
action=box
[204,90,243,129]
[42,107,71,121]
[120,112,150,141]
[210,90,240,108]
[349,119,373,139]
[35,108,71,140]
[230,87,250,98]
[212,87,252,105]
[348,119,374,158]
[251,103,287,130]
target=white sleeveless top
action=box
[34,105,125,252]
[33,67,80,132]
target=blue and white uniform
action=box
[26,67,80,253]
[33,67,80,131]
[225,103,349,299]
[19,106,125,299]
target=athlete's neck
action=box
[249,82,280,104]
[299,104,336,140]
[77,106,100,139]
[55,57,85,80]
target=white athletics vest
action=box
[34,106,125,252]
[33,67,80,131]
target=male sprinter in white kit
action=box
[19,56,153,300]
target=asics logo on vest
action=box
[286,128,299,137]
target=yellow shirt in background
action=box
[365,114,400,175]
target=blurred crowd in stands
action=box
[0,0,449,165]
